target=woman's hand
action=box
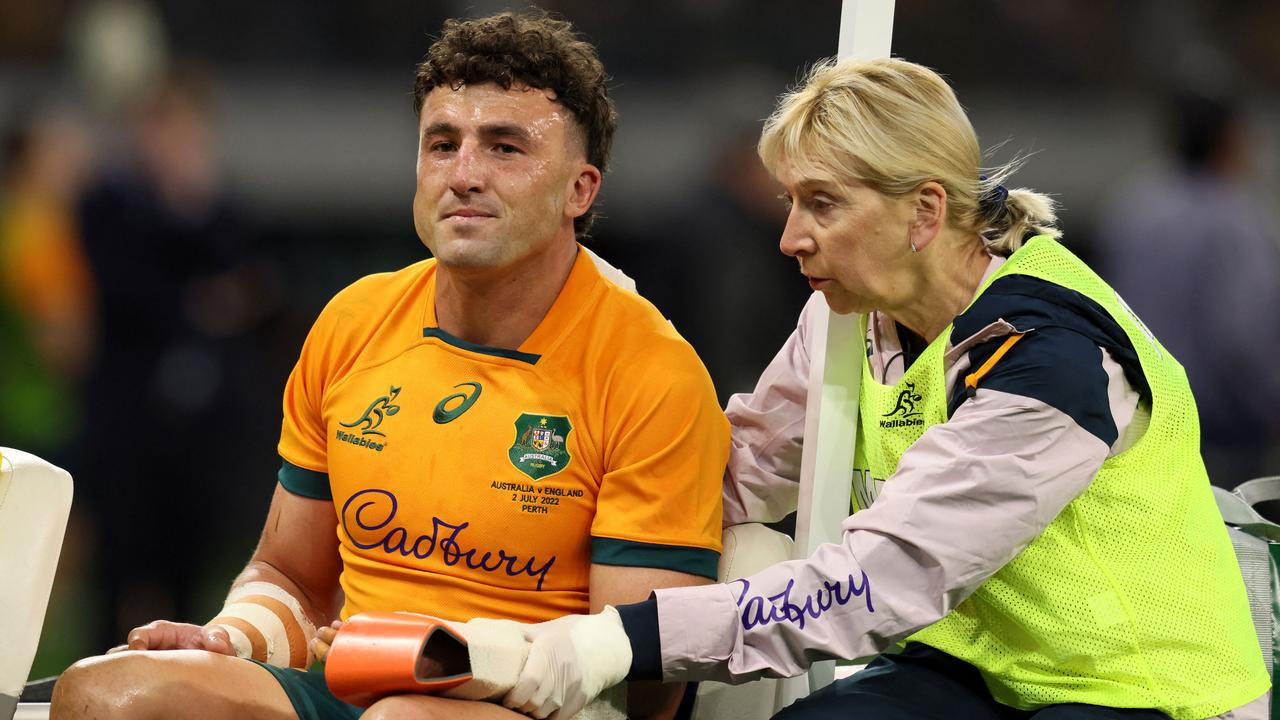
[503,607,632,720]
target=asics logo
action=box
[433,382,482,424]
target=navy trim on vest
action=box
[954,328,1119,446]
[948,275,1148,447]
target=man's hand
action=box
[107,620,236,655]
[309,620,344,663]
[503,607,632,720]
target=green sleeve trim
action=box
[423,327,541,364]
[278,459,331,500]
[591,537,719,580]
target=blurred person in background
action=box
[1096,88,1280,489]
[76,67,283,652]
[0,104,96,463]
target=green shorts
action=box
[253,662,364,720]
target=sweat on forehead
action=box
[420,83,588,153]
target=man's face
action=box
[775,156,914,315]
[413,82,591,271]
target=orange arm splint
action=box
[324,611,472,707]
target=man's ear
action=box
[907,180,947,253]
[566,164,603,221]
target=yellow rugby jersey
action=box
[277,247,727,623]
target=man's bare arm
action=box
[233,482,344,626]
[122,482,342,659]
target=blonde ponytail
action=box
[976,160,1060,255]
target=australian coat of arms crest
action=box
[508,413,573,480]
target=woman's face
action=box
[775,156,915,315]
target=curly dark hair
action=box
[414,11,617,239]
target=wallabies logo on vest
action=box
[336,386,401,451]
[880,383,925,429]
[509,413,572,481]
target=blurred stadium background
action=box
[2,0,1277,679]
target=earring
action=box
[910,241,918,253]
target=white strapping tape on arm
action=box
[208,581,318,668]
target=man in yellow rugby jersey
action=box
[52,11,727,720]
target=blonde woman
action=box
[491,58,1269,720]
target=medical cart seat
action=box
[1,449,72,720]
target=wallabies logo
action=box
[340,386,402,437]
[884,382,922,418]
[880,383,925,428]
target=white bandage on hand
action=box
[207,581,317,668]
[437,617,530,701]
[503,606,633,720]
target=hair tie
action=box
[978,175,1009,222]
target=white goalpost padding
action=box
[836,0,895,63]
[793,0,894,693]
[795,0,895,560]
